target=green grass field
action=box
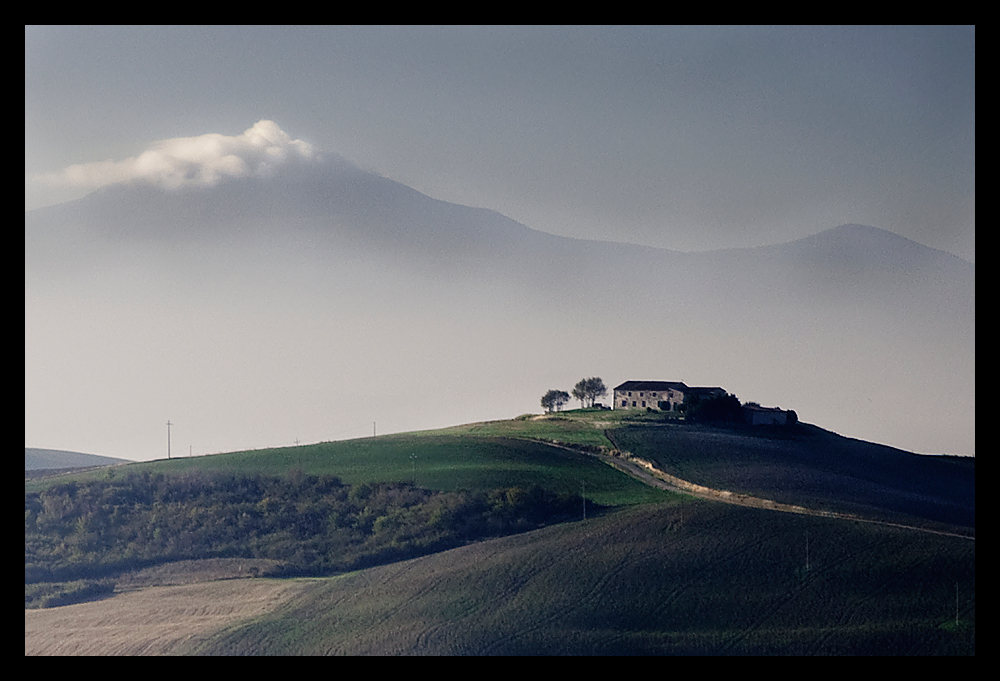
[27,411,673,508]
[129,435,669,507]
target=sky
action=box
[26,25,974,261]
[25,26,975,460]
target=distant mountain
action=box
[24,155,975,458]
[26,448,132,471]
[26,156,974,292]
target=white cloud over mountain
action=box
[33,120,314,191]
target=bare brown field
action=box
[24,578,309,655]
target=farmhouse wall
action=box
[742,406,789,426]
[613,382,687,411]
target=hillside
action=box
[25,412,974,655]
[25,411,975,532]
[26,501,975,655]
[605,420,975,531]
[25,448,132,471]
[196,501,974,655]
[25,418,677,602]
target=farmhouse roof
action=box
[614,381,689,392]
[742,404,786,412]
[687,386,726,396]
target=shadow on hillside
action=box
[607,421,975,531]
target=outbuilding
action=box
[742,404,790,426]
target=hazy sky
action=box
[25,26,975,461]
[26,25,975,261]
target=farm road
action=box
[548,438,974,542]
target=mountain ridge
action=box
[25,162,974,315]
[26,162,973,265]
[25,168,974,319]
[24,157,975,457]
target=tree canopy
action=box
[572,377,608,408]
[683,392,743,424]
[541,390,570,413]
[25,471,585,593]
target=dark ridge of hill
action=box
[25,448,132,471]
[606,421,975,531]
[184,501,975,655]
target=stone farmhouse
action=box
[612,381,726,412]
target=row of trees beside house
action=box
[540,378,796,426]
[540,377,734,418]
[541,377,608,413]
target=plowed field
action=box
[25,579,309,655]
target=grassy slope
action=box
[186,501,975,655]
[25,412,671,507]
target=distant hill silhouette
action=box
[25,155,975,457]
[26,448,132,471]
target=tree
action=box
[685,392,743,424]
[572,377,608,408]
[541,390,570,413]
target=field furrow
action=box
[25,579,308,656]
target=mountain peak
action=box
[785,223,972,271]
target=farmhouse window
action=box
[642,401,646,407]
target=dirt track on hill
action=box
[564,440,975,541]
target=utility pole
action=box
[956,582,960,627]
[167,420,172,459]
[805,530,810,573]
